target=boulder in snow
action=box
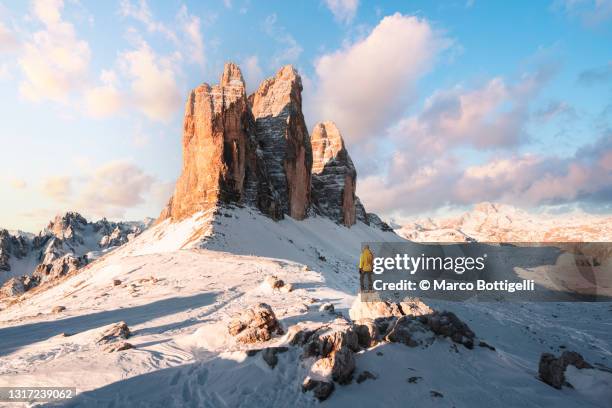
[385,316,435,348]
[399,298,433,317]
[349,295,431,321]
[261,346,289,369]
[319,303,335,313]
[302,377,335,401]
[227,303,283,344]
[52,305,66,314]
[104,341,133,353]
[262,275,285,291]
[539,351,593,389]
[302,318,359,385]
[422,311,475,349]
[353,318,379,348]
[97,321,131,344]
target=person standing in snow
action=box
[359,245,374,292]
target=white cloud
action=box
[8,178,27,190]
[42,176,72,201]
[120,0,205,66]
[553,0,612,25]
[18,0,91,103]
[262,14,303,66]
[390,70,551,155]
[0,21,19,52]
[118,41,182,122]
[310,13,450,143]
[177,5,205,66]
[84,70,123,118]
[324,0,359,24]
[119,0,177,42]
[357,131,612,217]
[242,55,264,92]
[76,160,154,217]
[39,160,171,219]
[0,63,11,80]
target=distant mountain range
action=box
[397,202,612,242]
[0,212,152,296]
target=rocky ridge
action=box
[0,212,150,298]
[158,62,389,230]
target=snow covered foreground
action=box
[0,207,611,408]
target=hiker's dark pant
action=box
[360,271,373,291]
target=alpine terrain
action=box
[0,63,610,408]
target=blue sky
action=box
[0,0,611,232]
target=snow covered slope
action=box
[0,208,610,407]
[398,202,612,242]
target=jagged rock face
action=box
[46,212,88,243]
[161,63,252,220]
[311,122,357,227]
[0,229,29,271]
[249,65,312,220]
[366,212,393,231]
[155,62,393,230]
[0,212,148,298]
[160,63,279,222]
[0,276,27,297]
[355,197,368,224]
[33,254,83,283]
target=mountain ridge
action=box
[397,202,612,242]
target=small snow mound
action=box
[565,365,612,405]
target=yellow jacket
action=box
[359,248,373,272]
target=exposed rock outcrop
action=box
[227,303,284,344]
[539,351,593,389]
[290,318,359,399]
[155,62,392,231]
[310,121,357,227]
[349,296,432,321]
[385,316,435,347]
[0,229,29,271]
[0,213,148,298]
[423,310,476,349]
[33,254,83,283]
[159,63,277,221]
[349,297,477,350]
[249,65,312,220]
[0,276,27,297]
[302,377,335,401]
[97,321,131,344]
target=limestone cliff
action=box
[249,65,312,220]
[158,62,389,231]
[310,121,356,227]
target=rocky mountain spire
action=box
[159,63,278,221]
[157,62,387,230]
[310,121,357,227]
[249,65,312,220]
